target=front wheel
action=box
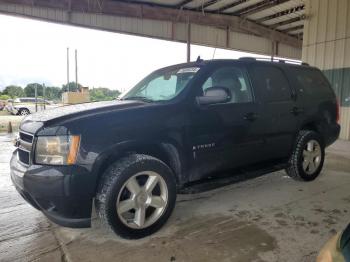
[286,130,325,181]
[95,154,176,239]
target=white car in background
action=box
[6,97,59,116]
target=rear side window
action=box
[250,65,291,102]
[291,68,333,97]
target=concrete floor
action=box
[1,134,350,262]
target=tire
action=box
[95,154,177,239]
[286,130,325,181]
[18,108,30,116]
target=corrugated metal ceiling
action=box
[117,0,305,39]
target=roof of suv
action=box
[161,57,312,72]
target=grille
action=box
[18,131,34,165]
[19,132,33,143]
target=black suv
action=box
[10,58,340,239]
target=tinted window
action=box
[291,68,333,97]
[251,65,291,102]
[202,66,253,104]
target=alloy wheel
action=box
[20,110,29,115]
[116,171,168,229]
[302,139,322,175]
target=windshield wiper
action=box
[122,96,154,103]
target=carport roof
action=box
[117,0,305,40]
[0,0,304,56]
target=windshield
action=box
[121,66,201,102]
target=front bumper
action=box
[10,150,92,228]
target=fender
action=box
[90,139,187,193]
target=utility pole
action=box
[75,49,79,92]
[43,83,46,110]
[67,47,70,92]
[35,83,38,112]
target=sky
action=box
[0,14,270,92]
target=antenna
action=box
[75,49,79,92]
[66,47,70,92]
[212,48,217,59]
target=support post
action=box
[186,18,191,63]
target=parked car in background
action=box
[6,97,58,115]
[4,99,13,112]
[11,58,340,239]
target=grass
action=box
[0,110,11,116]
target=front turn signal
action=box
[67,136,81,165]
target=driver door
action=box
[187,64,264,181]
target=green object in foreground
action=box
[323,67,350,107]
[340,224,350,261]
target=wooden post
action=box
[7,122,12,133]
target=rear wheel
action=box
[286,130,325,181]
[95,154,176,239]
[18,108,30,116]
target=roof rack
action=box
[238,57,306,66]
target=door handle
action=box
[244,112,259,121]
[291,107,304,115]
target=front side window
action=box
[121,66,200,102]
[250,65,291,102]
[201,66,253,104]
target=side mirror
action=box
[196,86,231,106]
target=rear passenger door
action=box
[248,64,301,160]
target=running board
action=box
[179,162,289,194]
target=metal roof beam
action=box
[0,0,302,48]
[176,0,194,8]
[217,0,248,12]
[232,0,289,17]
[194,0,222,10]
[255,4,304,23]
[269,15,305,29]
[281,24,303,33]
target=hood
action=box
[21,100,144,127]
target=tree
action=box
[90,87,121,102]
[45,86,62,101]
[62,82,83,93]
[23,84,62,101]
[2,85,24,98]
[24,83,44,97]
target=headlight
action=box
[35,135,80,165]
